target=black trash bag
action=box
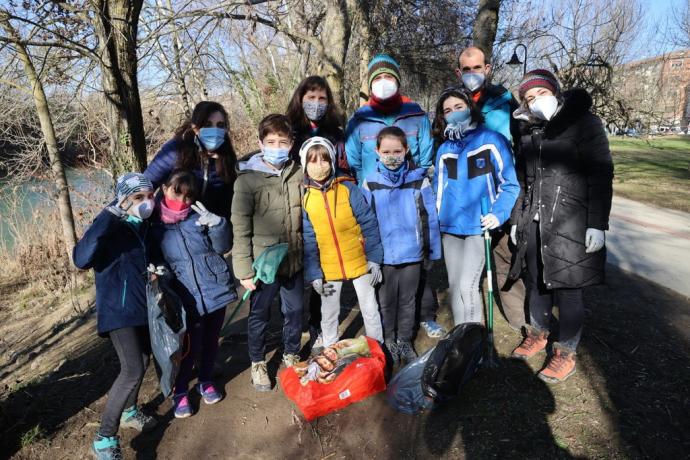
[147,276,186,397]
[386,323,485,414]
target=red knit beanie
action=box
[519,69,561,99]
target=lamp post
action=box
[507,43,528,76]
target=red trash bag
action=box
[279,336,387,421]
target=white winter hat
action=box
[298,136,336,172]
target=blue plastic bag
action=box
[386,323,485,414]
[147,276,186,397]
[386,348,436,414]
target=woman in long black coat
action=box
[508,69,613,383]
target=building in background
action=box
[618,49,690,133]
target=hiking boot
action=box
[397,340,418,365]
[173,393,192,419]
[251,361,271,392]
[119,405,157,432]
[420,320,446,339]
[283,353,300,368]
[511,325,548,360]
[385,340,400,367]
[538,343,577,384]
[92,434,122,460]
[196,381,222,405]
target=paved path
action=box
[607,195,690,298]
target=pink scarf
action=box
[160,199,191,224]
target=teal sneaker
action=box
[92,434,122,460]
[119,405,157,432]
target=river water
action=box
[0,168,112,248]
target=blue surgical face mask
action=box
[445,109,471,125]
[197,127,226,152]
[263,146,291,167]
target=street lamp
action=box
[507,43,528,76]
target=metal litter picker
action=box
[219,243,289,337]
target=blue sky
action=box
[636,0,688,60]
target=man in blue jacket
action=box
[455,46,520,147]
[346,54,434,184]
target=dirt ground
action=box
[1,259,690,459]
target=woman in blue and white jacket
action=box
[151,170,237,419]
[432,88,519,326]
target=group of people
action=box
[73,46,613,459]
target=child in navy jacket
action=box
[73,173,159,460]
[151,170,237,419]
[361,127,441,365]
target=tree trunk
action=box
[317,0,352,109]
[472,0,501,61]
[94,0,147,174]
[0,16,78,259]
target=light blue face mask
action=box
[444,109,474,141]
[263,146,291,166]
[445,109,471,125]
[197,127,226,152]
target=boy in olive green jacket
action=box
[231,114,304,391]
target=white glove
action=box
[192,201,222,227]
[312,279,335,297]
[480,213,500,232]
[510,225,517,245]
[367,261,382,286]
[147,264,170,280]
[585,228,605,253]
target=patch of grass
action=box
[20,424,44,448]
[609,136,690,212]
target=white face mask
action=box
[461,72,486,92]
[528,95,559,121]
[371,78,399,100]
[130,199,155,220]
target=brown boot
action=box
[511,325,548,360]
[538,343,576,384]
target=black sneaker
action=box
[397,340,418,365]
[385,340,400,367]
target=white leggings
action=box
[320,273,384,346]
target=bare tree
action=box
[0,11,77,258]
[473,0,501,61]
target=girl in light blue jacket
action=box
[432,88,519,326]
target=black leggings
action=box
[100,326,151,436]
[525,220,584,351]
[379,263,421,342]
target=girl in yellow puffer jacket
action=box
[301,137,384,347]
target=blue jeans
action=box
[247,272,304,362]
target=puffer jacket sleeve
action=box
[420,177,442,261]
[578,114,614,230]
[345,182,383,264]
[144,139,179,189]
[302,208,324,282]
[432,141,450,212]
[417,115,434,169]
[345,116,363,184]
[487,132,520,225]
[207,217,232,255]
[72,208,121,270]
[510,145,527,225]
[230,175,255,280]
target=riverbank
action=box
[2,260,689,458]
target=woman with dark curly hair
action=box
[144,101,238,220]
